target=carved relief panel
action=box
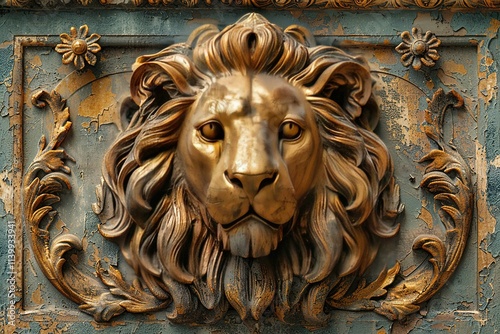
[5,9,489,333]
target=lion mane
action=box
[96,13,402,326]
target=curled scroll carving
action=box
[23,13,472,330]
[328,89,472,319]
[24,89,168,322]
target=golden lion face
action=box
[96,13,402,327]
[178,74,322,258]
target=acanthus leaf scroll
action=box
[23,13,472,330]
[24,89,169,322]
[328,89,472,320]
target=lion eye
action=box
[279,121,302,140]
[199,122,224,141]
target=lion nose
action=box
[226,170,278,201]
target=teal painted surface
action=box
[0,9,498,333]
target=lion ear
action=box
[130,50,204,109]
[129,24,218,108]
[303,58,372,120]
[130,62,188,108]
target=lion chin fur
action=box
[95,13,402,326]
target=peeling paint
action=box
[478,249,495,274]
[332,23,344,35]
[417,206,433,229]
[0,169,13,214]
[413,12,465,36]
[438,68,460,87]
[373,48,397,65]
[31,283,44,306]
[78,76,121,131]
[477,139,497,319]
[491,155,500,168]
[486,18,500,38]
[383,78,421,147]
[91,319,127,330]
[441,60,468,76]
[30,55,42,68]
[426,86,436,96]
[0,40,12,48]
[478,72,497,103]
[55,70,97,98]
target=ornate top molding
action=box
[2,0,500,9]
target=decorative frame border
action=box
[10,32,485,328]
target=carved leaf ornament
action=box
[23,14,472,330]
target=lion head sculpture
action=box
[95,13,402,326]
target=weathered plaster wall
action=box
[0,9,499,333]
